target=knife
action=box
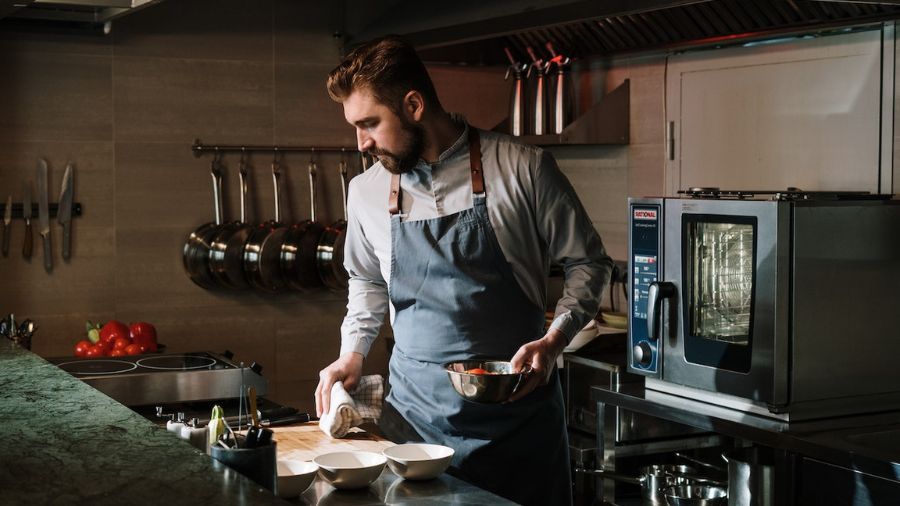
[2,195,10,257]
[37,158,52,272]
[57,163,74,261]
[22,181,32,259]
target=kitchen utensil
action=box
[276,459,318,498]
[37,158,52,272]
[243,160,288,293]
[209,155,252,290]
[545,41,573,134]
[57,162,74,261]
[526,46,549,136]
[663,484,728,506]
[280,161,324,290]
[261,413,314,427]
[382,443,454,480]
[2,194,11,257]
[503,47,528,137]
[183,159,224,289]
[444,360,531,403]
[248,386,259,427]
[316,158,349,290]
[22,181,33,259]
[721,447,774,506]
[313,451,387,490]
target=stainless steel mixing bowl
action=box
[444,360,529,403]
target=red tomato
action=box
[113,336,131,351]
[100,320,129,347]
[123,343,142,356]
[465,368,490,375]
[74,340,91,357]
[109,349,126,357]
[129,322,158,353]
[84,345,104,358]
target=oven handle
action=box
[647,281,676,340]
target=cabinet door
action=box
[665,28,889,196]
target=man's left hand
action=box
[508,328,567,402]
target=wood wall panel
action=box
[112,0,274,62]
[113,57,274,144]
[0,52,113,143]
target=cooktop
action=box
[47,351,267,407]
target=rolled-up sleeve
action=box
[340,181,389,357]
[534,151,613,341]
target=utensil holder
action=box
[210,438,277,492]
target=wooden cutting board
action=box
[272,422,395,462]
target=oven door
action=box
[660,198,790,407]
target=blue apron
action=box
[384,127,572,506]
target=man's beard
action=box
[371,120,424,175]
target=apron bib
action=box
[383,127,572,506]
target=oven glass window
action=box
[688,221,754,345]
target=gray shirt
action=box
[340,123,612,357]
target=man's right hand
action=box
[315,352,364,418]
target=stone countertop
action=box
[0,340,515,505]
[0,338,289,505]
[591,381,900,482]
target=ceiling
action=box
[345,0,900,65]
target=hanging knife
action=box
[22,181,32,259]
[2,195,10,257]
[37,158,52,272]
[57,163,74,261]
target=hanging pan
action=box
[183,156,224,289]
[316,156,349,290]
[243,159,288,293]
[280,160,324,290]
[209,152,253,290]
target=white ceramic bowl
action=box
[313,451,387,489]
[383,443,455,480]
[276,459,318,498]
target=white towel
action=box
[319,375,384,439]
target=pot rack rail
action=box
[191,139,362,159]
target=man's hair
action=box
[326,35,441,115]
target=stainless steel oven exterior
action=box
[627,196,900,420]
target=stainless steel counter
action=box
[590,382,900,483]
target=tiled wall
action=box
[0,1,671,412]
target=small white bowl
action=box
[313,451,386,489]
[276,459,318,498]
[382,443,455,480]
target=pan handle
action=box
[271,161,281,222]
[210,159,223,226]
[308,162,318,223]
[238,151,249,223]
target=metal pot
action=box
[663,484,728,506]
[209,155,253,290]
[280,161,324,291]
[183,159,224,289]
[579,464,719,506]
[721,447,774,506]
[316,158,349,291]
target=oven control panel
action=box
[628,200,662,377]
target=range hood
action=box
[0,0,165,33]
[344,0,900,64]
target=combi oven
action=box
[627,189,900,420]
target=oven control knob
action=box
[633,342,653,367]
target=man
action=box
[316,35,611,506]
